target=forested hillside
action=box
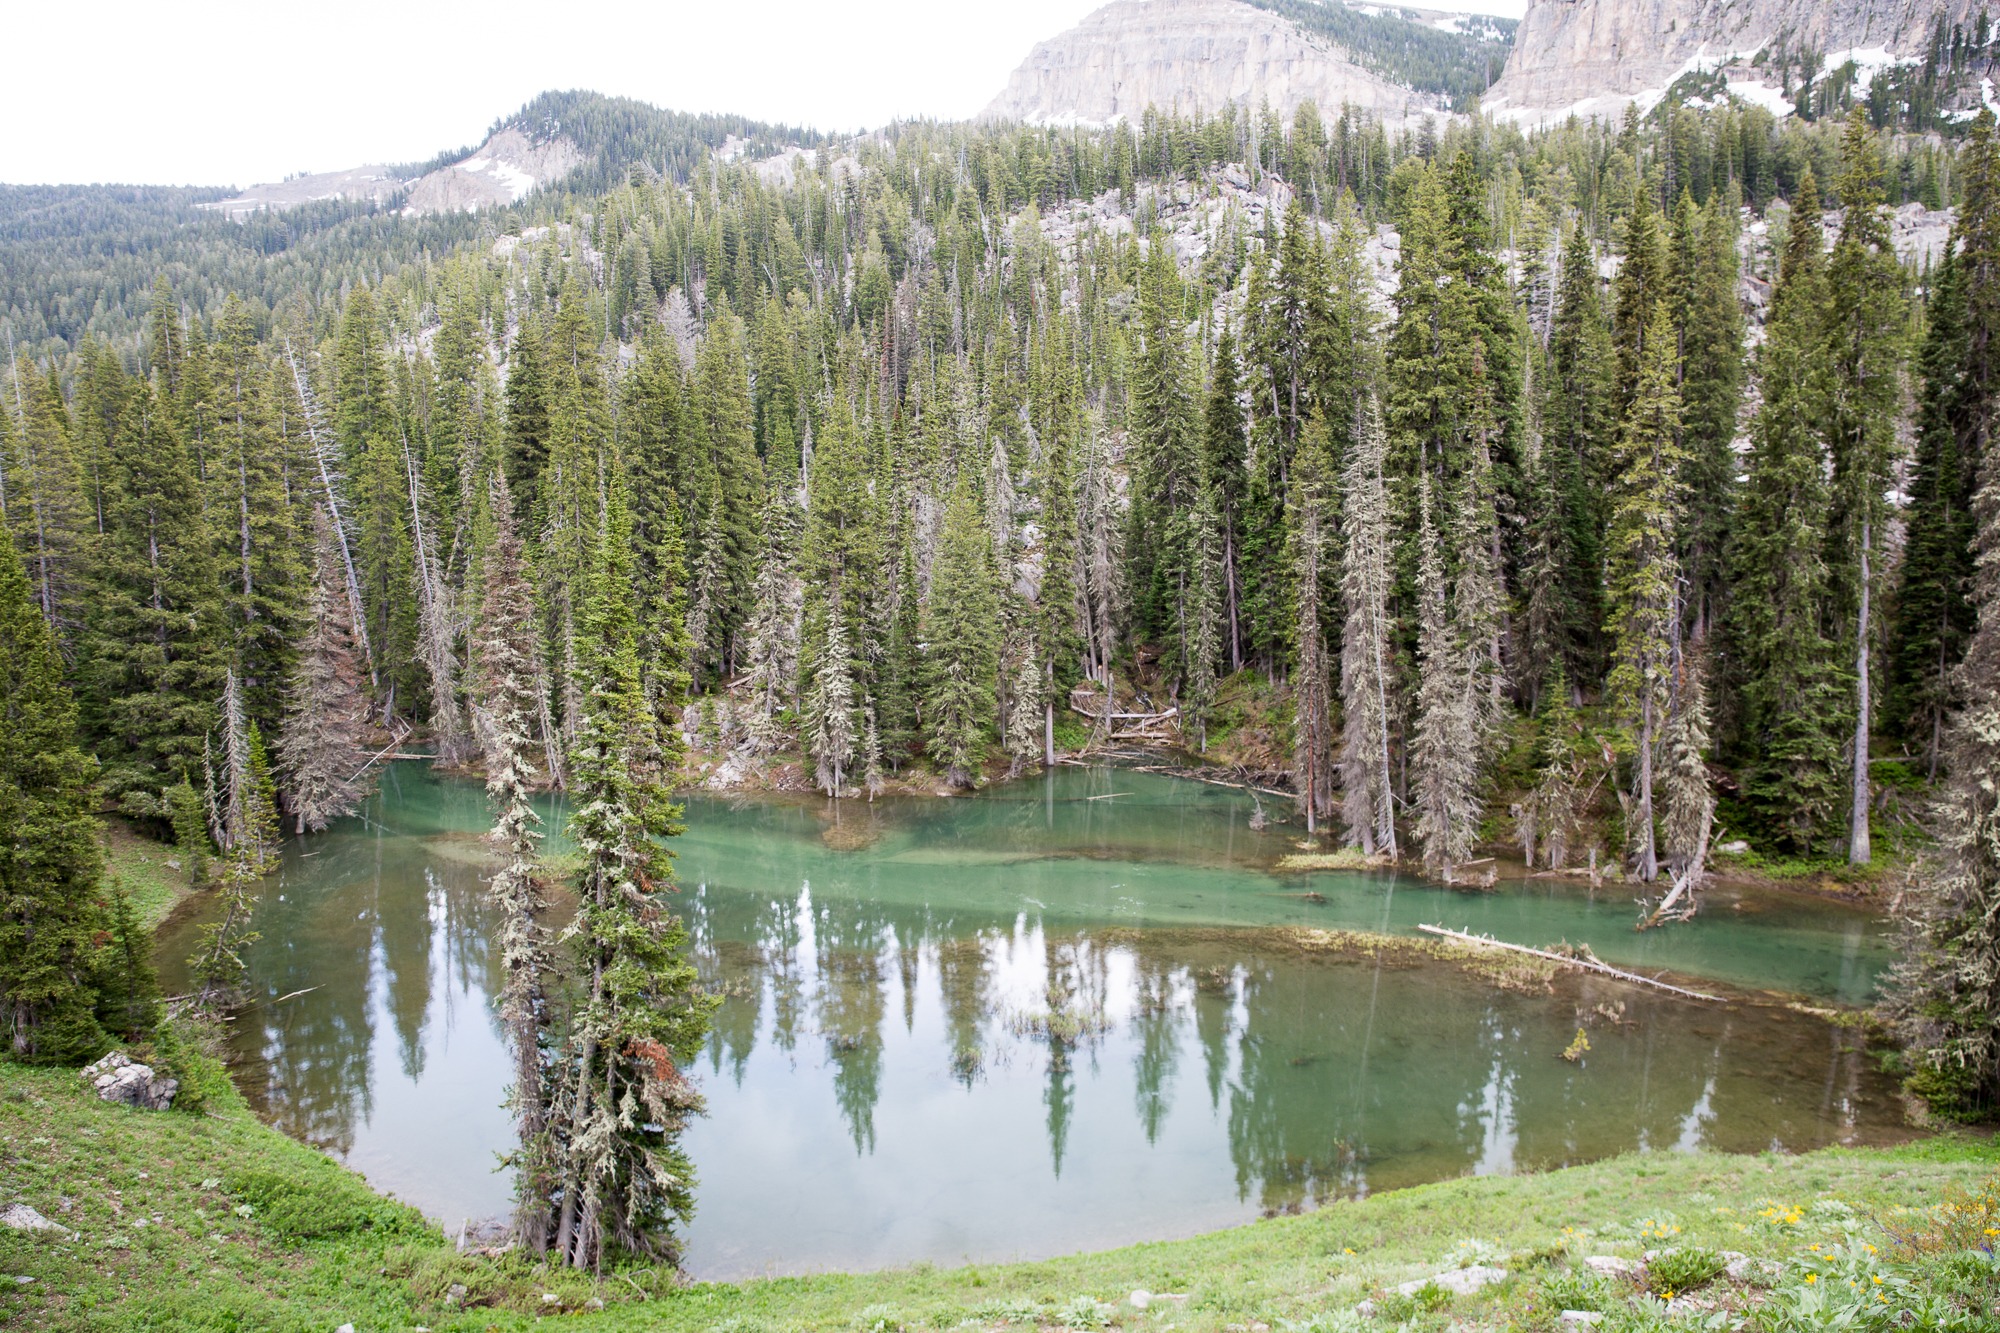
[3,91,1999,1130]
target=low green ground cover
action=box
[5,1061,1996,1332]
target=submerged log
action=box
[1416,924,1725,1003]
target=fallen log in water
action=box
[1416,924,1725,1003]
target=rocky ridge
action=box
[1487,0,1994,128]
[983,0,1452,128]
[201,125,581,220]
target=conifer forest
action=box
[5,82,2000,1275]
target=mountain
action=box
[1487,0,1997,128]
[982,0,1513,127]
[201,91,809,218]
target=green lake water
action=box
[158,763,1905,1279]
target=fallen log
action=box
[1416,924,1725,1002]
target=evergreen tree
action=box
[1409,472,1478,879]
[1726,169,1842,852]
[547,482,712,1269]
[1659,648,1716,892]
[1541,221,1616,683]
[923,477,1000,786]
[1884,395,2000,1118]
[83,378,225,817]
[1289,416,1336,833]
[0,519,109,1063]
[1673,196,1745,634]
[1823,109,1908,866]
[805,592,858,795]
[481,487,559,1248]
[1339,392,1397,857]
[1604,303,1685,883]
[278,508,372,833]
[1888,245,1978,774]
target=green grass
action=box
[6,1057,1998,1332]
[100,820,191,931]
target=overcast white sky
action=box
[2,0,1526,187]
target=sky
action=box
[2,0,1526,187]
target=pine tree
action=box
[1339,392,1396,857]
[1409,472,1478,879]
[741,501,800,755]
[805,593,858,796]
[1726,169,1843,853]
[1289,416,1336,833]
[1005,640,1046,775]
[278,508,372,833]
[1660,648,1716,898]
[1822,109,1909,866]
[923,477,1000,786]
[8,365,89,637]
[213,299,305,736]
[0,519,109,1063]
[547,482,712,1269]
[1522,661,1585,870]
[1181,481,1224,751]
[96,885,159,1043]
[83,378,225,818]
[480,491,559,1248]
[1883,374,2000,1117]
[1201,327,1248,669]
[1542,221,1616,683]
[1604,302,1685,883]
[1888,245,1978,774]
[474,473,560,786]
[1673,196,1745,633]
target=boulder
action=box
[1584,1255,1637,1278]
[80,1052,178,1111]
[1559,1314,1604,1327]
[1,1204,72,1238]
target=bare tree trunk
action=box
[1849,521,1873,865]
[1636,690,1658,882]
[284,344,377,686]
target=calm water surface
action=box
[159,763,1903,1279]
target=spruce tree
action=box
[0,519,109,1063]
[479,479,559,1248]
[547,481,712,1269]
[805,593,859,796]
[83,377,225,817]
[1823,109,1908,866]
[923,477,1000,787]
[1409,472,1477,879]
[1726,169,1843,852]
[1339,392,1396,857]
[1604,302,1685,883]
[1884,401,2000,1118]
[1289,415,1336,833]
[278,508,372,833]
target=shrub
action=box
[1644,1246,1726,1296]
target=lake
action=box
[158,762,1903,1279]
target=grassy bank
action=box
[5,1059,1995,1333]
[100,820,191,933]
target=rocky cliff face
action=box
[983,0,1449,128]
[1487,0,1989,127]
[202,125,581,219]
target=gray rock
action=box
[1354,1299,1377,1318]
[1395,1265,1507,1297]
[1,1204,72,1238]
[1717,840,1750,855]
[1129,1290,1152,1310]
[80,1052,178,1111]
[1558,1313,1603,1327]
[1584,1255,1637,1278]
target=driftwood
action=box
[1416,924,1725,1003]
